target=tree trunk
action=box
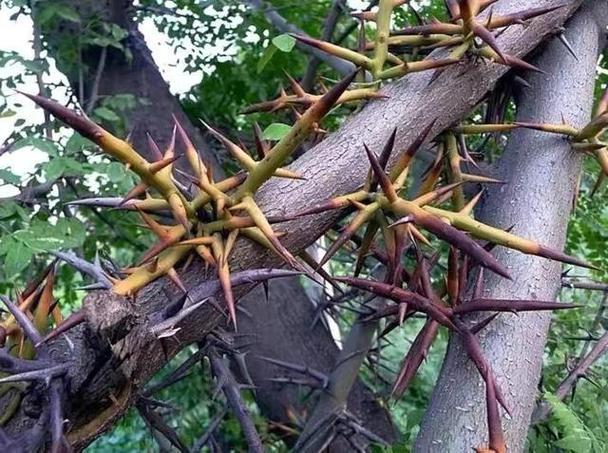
[40,0,394,448]
[236,278,396,449]
[415,2,608,451]
[15,0,585,448]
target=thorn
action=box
[36,310,86,346]
[146,132,164,162]
[557,32,578,61]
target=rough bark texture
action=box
[41,0,394,447]
[415,2,608,452]
[16,0,587,448]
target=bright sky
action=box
[0,6,208,197]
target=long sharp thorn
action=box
[364,144,397,202]
[0,365,68,384]
[298,250,343,293]
[22,260,56,301]
[391,119,437,184]
[0,295,41,344]
[460,190,484,216]
[283,71,306,97]
[146,132,164,161]
[470,313,499,335]
[36,311,86,346]
[487,5,563,29]
[76,282,112,291]
[319,203,380,268]
[392,319,439,399]
[49,251,113,289]
[369,128,397,192]
[243,197,302,271]
[136,207,169,239]
[502,54,545,74]
[486,373,506,453]
[289,34,372,69]
[149,155,181,174]
[173,114,205,178]
[453,299,578,314]
[557,32,578,61]
[473,23,506,64]
[402,207,511,278]
[252,122,270,159]
[167,268,188,295]
[200,119,255,171]
[20,92,104,143]
[120,182,149,206]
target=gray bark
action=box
[415,2,608,452]
[12,0,585,448]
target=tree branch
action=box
[532,330,608,423]
[246,0,355,76]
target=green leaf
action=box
[107,162,126,183]
[65,133,95,154]
[15,218,86,252]
[54,5,80,22]
[37,6,56,25]
[263,123,292,141]
[94,106,121,123]
[554,434,592,452]
[43,159,66,180]
[11,137,58,155]
[4,240,32,277]
[272,34,296,52]
[257,45,277,74]
[0,169,21,185]
[42,157,83,180]
[0,109,16,118]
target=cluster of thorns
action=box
[2,1,608,451]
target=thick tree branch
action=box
[415,2,608,451]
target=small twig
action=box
[85,46,108,116]
[533,330,608,423]
[190,407,228,453]
[208,348,264,453]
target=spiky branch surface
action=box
[0,0,590,450]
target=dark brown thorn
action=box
[364,144,397,202]
[36,310,86,346]
[453,299,579,314]
[369,128,397,192]
[473,23,506,65]
[20,91,104,143]
[470,313,500,335]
